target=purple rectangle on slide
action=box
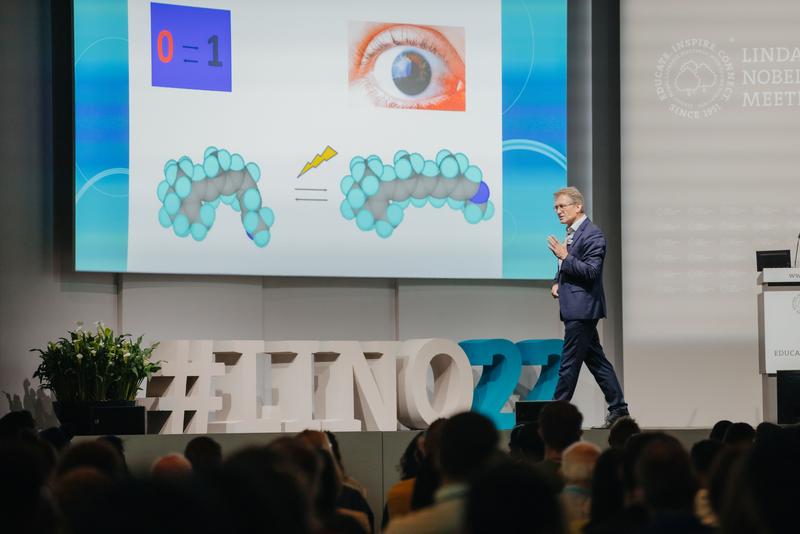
[151,3,231,92]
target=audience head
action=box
[58,439,125,480]
[622,432,663,503]
[754,421,782,445]
[538,401,583,455]
[398,431,425,479]
[588,448,626,524]
[690,439,723,487]
[266,436,321,496]
[709,419,733,442]
[53,467,113,533]
[561,441,601,487]
[608,416,640,450]
[423,417,447,458]
[437,411,498,482]
[723,422,755,446]
[218,446,311,534]
[466,460,566,534]
[185,435,222,474]
[151,453,192,479]
[707,445,746,520]
[0,438,58,531]
[324,430,347,473]
[636,434,697,513]
[97,435,129,474]
[509,423,545,463]
[0,410,36,440]
[39,426,71,451]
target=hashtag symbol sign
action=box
[138,340,225,434]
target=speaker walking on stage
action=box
[547,186,630,427]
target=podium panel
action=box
[758,268,800,374]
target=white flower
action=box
[76,353,84,361]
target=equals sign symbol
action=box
[295,188,328,202]
[182,44,199,63]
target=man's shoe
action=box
[599,410,630,429]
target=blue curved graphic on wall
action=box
[502,0,567,279]
[74,0,129,271]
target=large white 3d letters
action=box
[141,339,474,434]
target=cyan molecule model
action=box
[156,147,275,247]
[339,149,494,238]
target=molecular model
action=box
[339,149,494,238]
[156,147,275,247]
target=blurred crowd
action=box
[2,403,799,534]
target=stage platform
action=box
[76,427,711,523]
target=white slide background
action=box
[126,0,503,278]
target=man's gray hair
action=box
[554,186,585,208]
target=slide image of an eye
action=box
[157,147,275,248]
[349,22,465,111]
[340,149,493,238]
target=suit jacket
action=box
[556,218,607,320]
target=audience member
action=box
[583,448,626,533]
[607,416,640,450]
[39,426,71,451]
[719,425,800,534]
[509,422,545,463]
[184,435,222,475]
[4,403,796,534]
[53,467,113,533]
[383,431,424,527]
[98,434,130,475]
[410,417,447,510]
[58,439,125,480]
[636,434,709,533]
[465,460,566,534]
[0,438,58,533]
[722,422,755,446]
[298,430,373,533]
[560,441,601,533]
[706,445,746,527]
[151,453,193,479]
[386,412,498,534]
[537,401,583,492]
[0,409,36,440]
[690,439,724,526]
[708,419,733,442]
[326,430,368,499]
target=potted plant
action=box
[32,322,160,435]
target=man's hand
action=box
[551,283,559,299]
[547,235,568,260]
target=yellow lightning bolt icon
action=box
[297,145,338,178]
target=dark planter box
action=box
[53,400,146,435]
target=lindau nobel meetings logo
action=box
[655,38,735,119]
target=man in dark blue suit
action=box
[547,187,629,426]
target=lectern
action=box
[758,268,800,423]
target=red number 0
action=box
[157,30,173,63]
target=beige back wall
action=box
[621,0,800,426]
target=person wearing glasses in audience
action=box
[547,187,630,428]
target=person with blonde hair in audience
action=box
[560,441,601,533]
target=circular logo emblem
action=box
[793,294,800,314]
[655,39,735,119]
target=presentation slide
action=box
[73,0,566,278]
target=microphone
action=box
[795,232,800,268]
